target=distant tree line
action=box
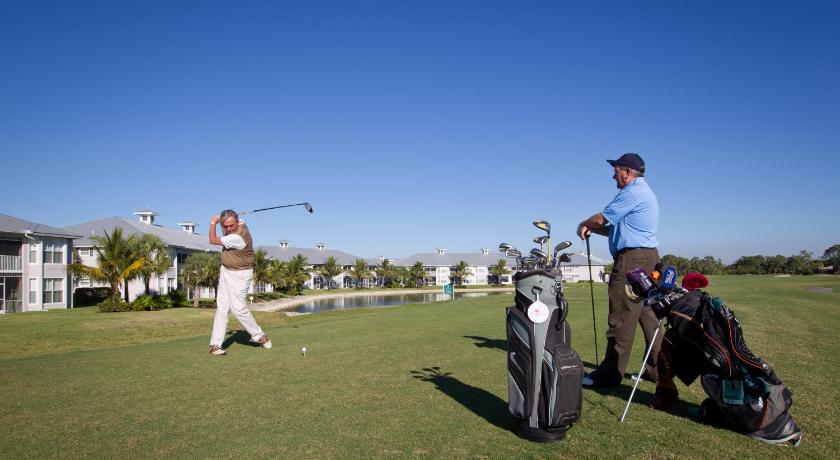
[661,244,839,275]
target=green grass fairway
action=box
[2,276,838,458]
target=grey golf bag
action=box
[506,269,582,442]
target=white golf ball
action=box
[301,347,307,353]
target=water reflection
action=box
[291,291,506,313]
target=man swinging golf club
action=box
[575,153,661,387]
[207,209,272,355]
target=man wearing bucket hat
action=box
[575,153,662,387]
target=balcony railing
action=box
[0,255,22,271]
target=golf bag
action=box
[506,269,582,442]
[629,271,801,445]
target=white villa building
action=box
[65,210,217,301]
[396,248,516,285]
[392,248,609,286]
[0,213,81,313]
[259,241,369,289]
[557,251,610,283]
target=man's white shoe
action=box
[209,345,227,356]
[252,335,273,349]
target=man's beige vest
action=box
[221,223,255,270]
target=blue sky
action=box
[2,1,838,263]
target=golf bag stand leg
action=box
[620,317,663,422]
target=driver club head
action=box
[533,220,551,235]
[303,202,314,213]
[499,243,514,253]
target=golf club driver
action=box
[499,243,514,253]
[240,201,314,215]
[586,235,600,365]
[533,220,551,264]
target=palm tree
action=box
[284,254,310,295]
[267,259,287,292]
[489,259,511,285]
[132,234,173,295]
[451,260,473,285]
[393,266,409,288]
[408,262,426,288]
[319,256,343,290]
[375,259,394,287]
[253,249,271,292]
[348,258,372,288]
[179,252,219,307]
[69,227,145,303]
[268,255,310,295]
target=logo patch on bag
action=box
[528,292,550,323]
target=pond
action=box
[290,291,508,314]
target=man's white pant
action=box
[210,266,266,346]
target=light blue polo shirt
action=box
[601,177,659,257]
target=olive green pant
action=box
[599,248,662,384]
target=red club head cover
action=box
[681,272,709,291]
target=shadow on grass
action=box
[411,367,515,432]
[221,330,262,349]
[463,336,506,352]
[585,382,703,423]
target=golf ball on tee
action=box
[301,347,307,354]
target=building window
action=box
[29,278,37,304]
[44,241,64,264]
[43,278,63,303]
[29,244,38,263]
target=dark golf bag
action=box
[506,269,582,442]
[645,287,801,444]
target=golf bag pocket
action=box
[507,308,533,418]
[541,344,583,427]
[701,374,796,437]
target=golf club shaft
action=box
[240,202,311,215]
[620,320,662,422]
[586,236,599,364]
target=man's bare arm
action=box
[577,213,609,239]
[209,215,223,246]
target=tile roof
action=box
[396,252,517,267]
[0,213,82,238]
[65,216,216,251]
[258,245,365,266]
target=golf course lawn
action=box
[1,276,838,458]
